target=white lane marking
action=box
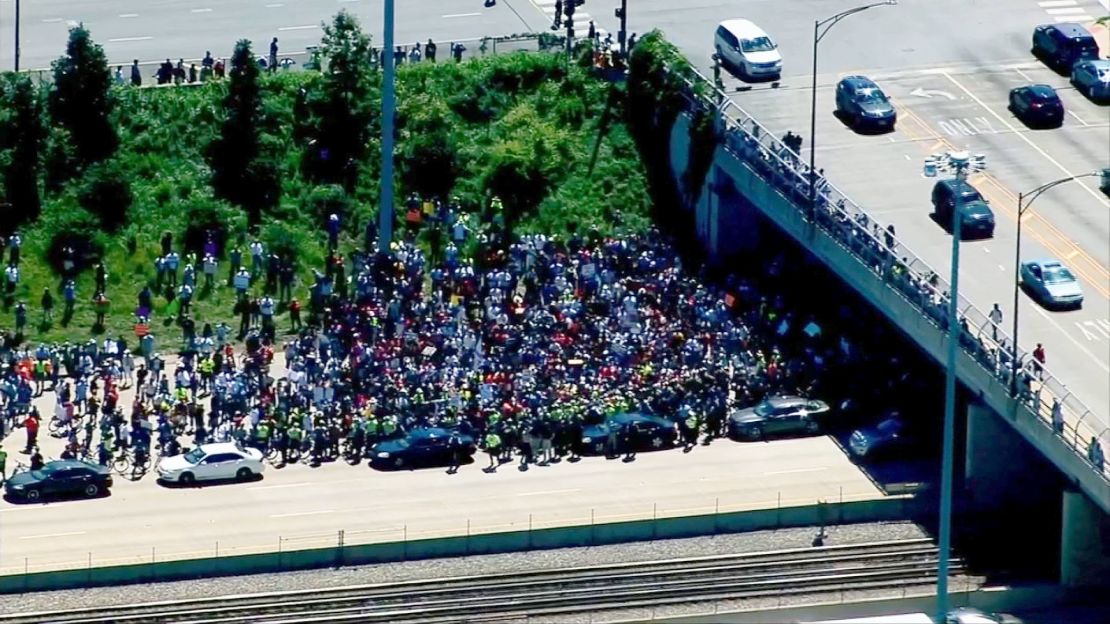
[443,12,481,18]
[246,482,312,491]
[265,3,284,6]
[1032,306,1110,372]
[1099,0,1109,11]
[19,531,87,540]
[338,0,360,3]
[1054,15,1093,22]
[191,8,213,13]
[42,18,63,23]
[516,488,582,497]
[108,36,154,42]
[278,24,318,31]
[1013,67,1034,82]
[762,467,828,476]
[1045,7,1088,14]
[1038,0,1077,6]
[119,13,139,18]
[270,510,335,518]
[942,71,1110,208]
[1067,110,1090,127]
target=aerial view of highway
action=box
[0,0,1107,622]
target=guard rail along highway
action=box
[0,539,967,624]
[669,64,1109,511]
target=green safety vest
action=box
[257,424,271,440]
[485,433,501,449]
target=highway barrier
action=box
[0,495,918,594]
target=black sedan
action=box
[848,414,912,460]
[579,412,680,455]
[1008,85,1064,127]
[4,460,113,502]
[834,76,897,131]
[728,395,829,440]
[369,427,476,469]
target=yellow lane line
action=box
[891,100,1110,299]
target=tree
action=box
[0,75,46,233]
[79,161,132,231]
[303,10,375,190]
[48,25,117,174]
[207,39,280,226]
[399,97,458,200]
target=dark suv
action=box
[931,179,995,239]
[1032,23,1100,72]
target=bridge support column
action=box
[965,401,1052,510]
[1060,488,1110,587]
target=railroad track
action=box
[4,538,962,624]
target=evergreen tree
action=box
[0,75,45,233]
[303,10,375,190]
[48,25,117,173]
[207,39,279,226]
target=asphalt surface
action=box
[0,430,884,576]
[613,0,1110,435]
[0,0,548,71]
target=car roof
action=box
[198,442,246,454]
[612,412,670,424]
[961,200,993,214]
[410,427,453,438]
[45,459,100,470]
[936,178,981,194]
[1027,258,1064,268]
[765,395,806,406]
[719,19,770,39]
[840,75,879,90]
[1046,22,1094,39]
[1022,84,1058,98]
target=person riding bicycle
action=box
[30,447,45,471]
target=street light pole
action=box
[377,0,396,255]
[807,1,896,214]
[924,150,987,623]
[1010,171,1102,395]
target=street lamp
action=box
[923,149,987,623]
[808,1,897,212]
[1011,170,1105,395]
[377,0,396,255]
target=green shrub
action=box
[78,161,133,231]
[179,195,247,259]
[42,203,106,274]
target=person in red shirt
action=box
[1032,343,1046,379]
[23,411,39,453]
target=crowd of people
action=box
[0,187,943,482]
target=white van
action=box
[714,19,782,80]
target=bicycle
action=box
[112,453,131,476]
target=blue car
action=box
[1020,258,1084,309]
[848,414,911,460]
[369,427,476,470]
[578,412,680,455]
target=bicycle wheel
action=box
[113,455,131,475]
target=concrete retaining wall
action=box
[0,496,917,594]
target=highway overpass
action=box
[666,67,1110,585]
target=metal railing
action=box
[677,68,1108,482]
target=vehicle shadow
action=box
[156,473,264,489]
[3,489,112,505]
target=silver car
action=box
[1071,59,1110,101]
[1020,258,1084,309]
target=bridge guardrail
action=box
[678,69,1108,482]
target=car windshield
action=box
[740,36,775,53]
[855,88,887,104]
[184,448,205,464]
[753,402,774,417]
[393,439,411,449]
[877,419,902,434]
[1042,266,1075,284]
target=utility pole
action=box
[14,0,21,72]
[377,0,396,255]
[615,0,628,57]
[565,0,577,58]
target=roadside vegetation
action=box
[0,12,658,344]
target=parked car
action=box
[835,76,897,131]
[714,19,782,81]
[728,395,830,440]
[946,607,1003,624]
[1020,258,1084,309]
[1071,59,1110,102]
[848,414,911,460]
[930,179,995,239]
[579,412,680,455]
[4,460,112,502]
[156,442,265,484]
[1032,22,1100,72]
[1008,84,1064,127]
[370,427,476,469]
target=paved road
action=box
[0,434,883,575]
[0,0,548,71]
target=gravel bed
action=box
[0,521,929,616]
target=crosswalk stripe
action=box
[1037,0,1078,6]
[1045,6,1088,13]
[1054,13,1094,21]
